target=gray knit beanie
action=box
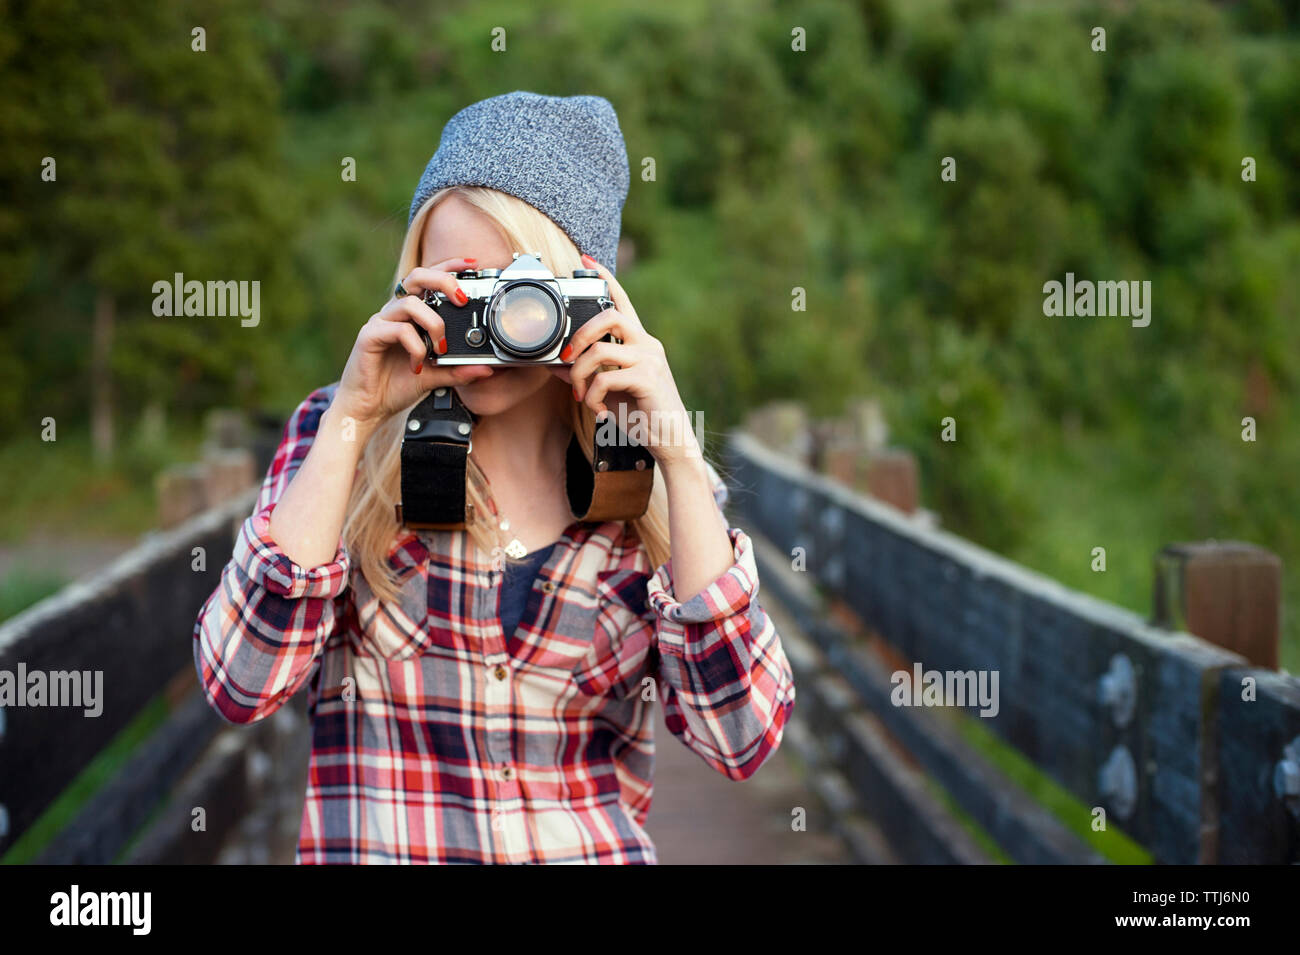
[408,91,630,273]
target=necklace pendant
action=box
[503,538,528,560]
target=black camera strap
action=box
[396,386,655,530]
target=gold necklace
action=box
[470,456,529,560]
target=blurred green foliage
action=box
[1,0,1298,665]
[0,567,64,624]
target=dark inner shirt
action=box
[500,542,558,642]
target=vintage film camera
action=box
[415,252,614,364]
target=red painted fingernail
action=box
[453,288,469,306]
[572,387,580,401]
[436,337,448,355]
[560,344,573,362]
[464,257,477,264]
[581,254,596,268]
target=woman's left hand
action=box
[551,253,700,467]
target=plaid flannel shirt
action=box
[193,384,795,864]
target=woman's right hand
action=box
[332,257,494,433]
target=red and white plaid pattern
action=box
[193,385,795,864]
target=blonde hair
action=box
[344,185,673,604]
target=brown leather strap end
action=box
[576,467,655,523]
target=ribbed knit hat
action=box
[408,91,630,273]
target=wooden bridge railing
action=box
[726,428,1300,864]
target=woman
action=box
[193,91,795,864]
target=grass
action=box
[922,774,1016,864]
[953,710,1153,864]
[0,568,67,624]
[1004,429,1299,674]
[0,693,172,865]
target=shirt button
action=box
[501,766,514,780]
[541,581,555,594]
[493,665,508,681]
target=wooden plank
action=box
[123,730,253,865]
[781,721,901,865]
[1216,668,1300,863]
[802,669,991,864]
[758,536,1003,864]
[0,490,255,850]
[126,692,310,865]
[122,729,253,865]
[750,587,900,865]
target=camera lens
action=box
[488,283,563,357]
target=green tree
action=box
[0,0,290,458]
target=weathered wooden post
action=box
[816,416,859,487]
[744,401,811,465]
[812,399,921,516]
[157,409,259,527]
[203,449,255,508]
[204,408,249,451]
[863,450,919,515]
[1153,541,1282,669]
[156,464,208,530]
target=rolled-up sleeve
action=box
[647,462,796,780]
[236,507,350,600]
[192,386,351,725]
